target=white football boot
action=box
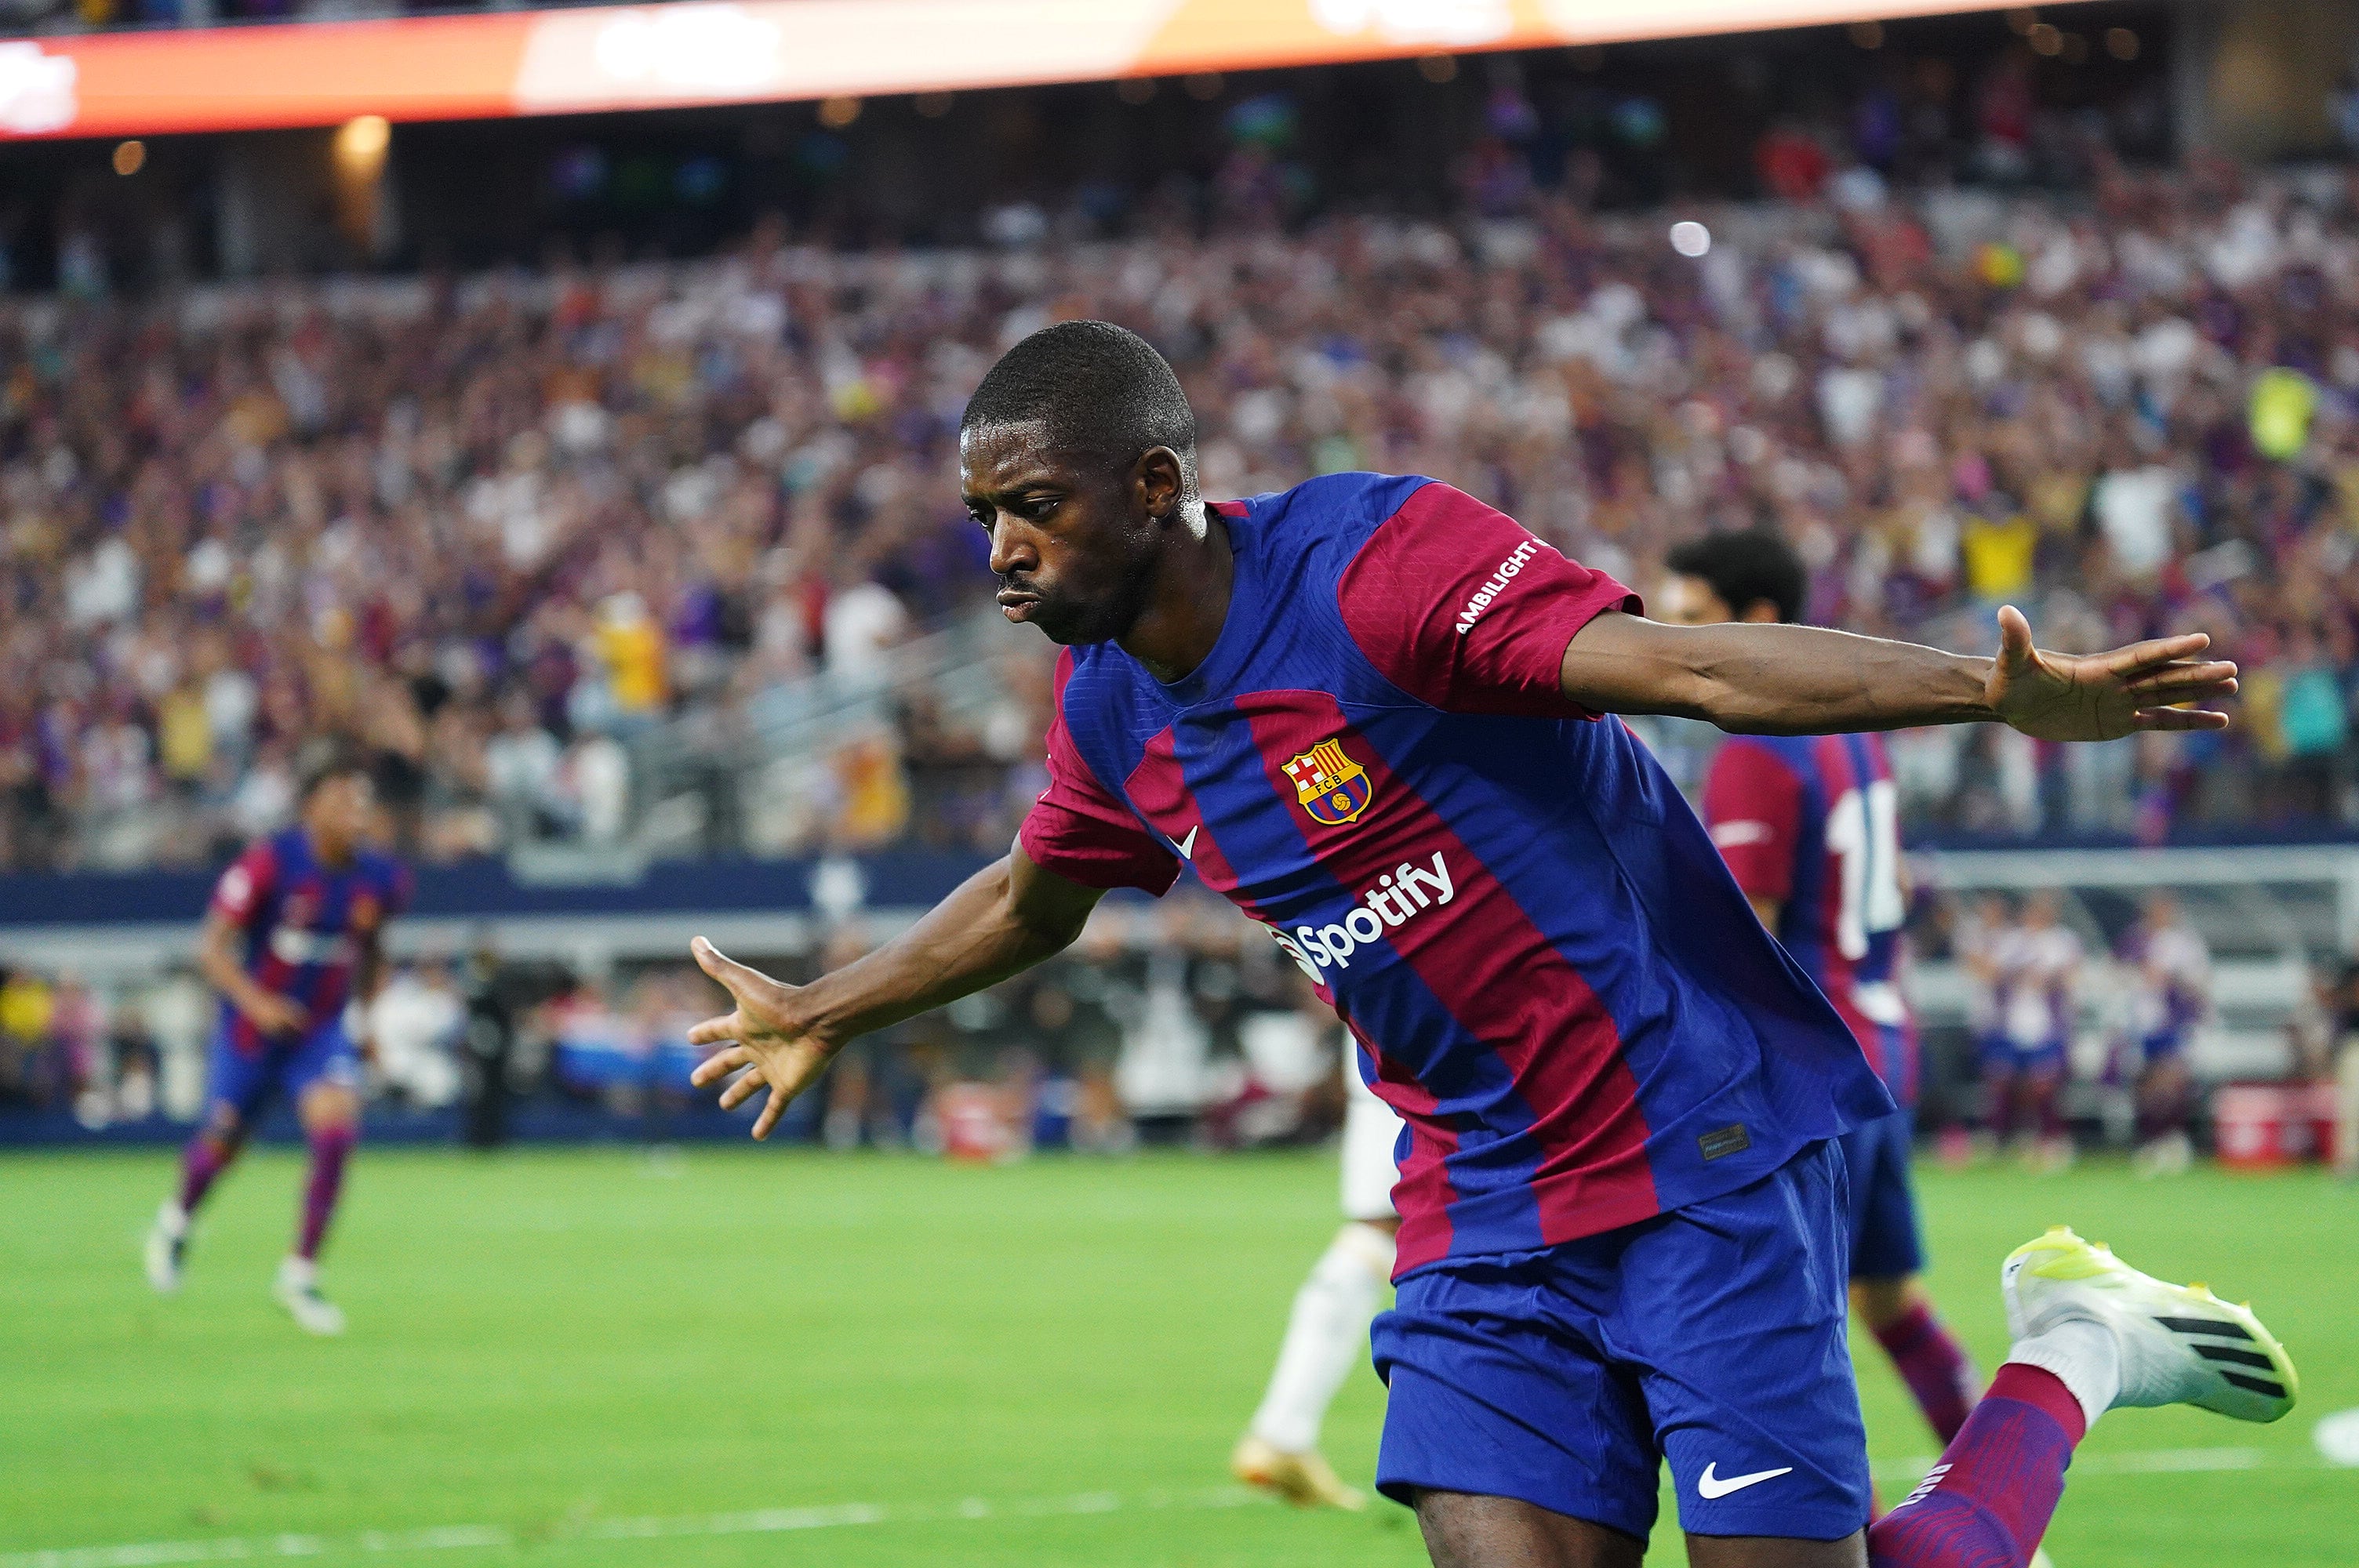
[2002,1226,2295,1423]
[273,1256,347,1337]
[144,1201,188,1294]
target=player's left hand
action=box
[685,936,832,1140]
[1986,604,2238,741]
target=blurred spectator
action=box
[13,159,2359,870]
[369,956,463,1108]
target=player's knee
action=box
[300,1085,360,1134]
[201,1104,247,1153]
[1416,1489,1644,1568]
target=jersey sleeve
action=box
[1016,691,1182,896]
[1701,739,1806,903]
[209,840,278,931]
[1335,481,1640,717]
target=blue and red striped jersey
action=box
[1702,734,1920,1105]
[1018,474,1892,1276]
[209,826,410,1054]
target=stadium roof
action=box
[0,0,2088,143]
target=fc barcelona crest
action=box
[1283,739,1373,826]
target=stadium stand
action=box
[4,165,2359,874]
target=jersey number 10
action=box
[1825,779,1904,961]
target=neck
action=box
[1118,505,1234,684]
[306,824,354,869]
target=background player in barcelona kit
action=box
[684,322,2294,1568]
[145,741,409,1335]
[1663,532,1987,1488]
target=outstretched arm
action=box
[1560,604,2237,740]
[686,845,1105,1138]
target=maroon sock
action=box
[1875,1302,1982,1444]
[297,1125,356,1261]
[176,1133,233,1215]
[2031,1076,2065,1142]
[2137,1077,2191,1143]
[1984,1073,2017,1142]
[1869,1364,2085,1567]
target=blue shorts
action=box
[207,1019,361,1124]
[2139,1029,2187,1065]
[1837,1109,1924,1280]
[1981,1036,2066,1076]
[1370,1142,1869,1542]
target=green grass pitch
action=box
[2,1147,2352,1566]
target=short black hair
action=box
[1664,531,1808,625]
[296,736,371,801]
[961,320,1198,499]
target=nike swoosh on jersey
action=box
[1696,1462,1794,1499]
[1174,826,1198,860]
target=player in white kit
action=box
[1986,890,2083,1171]
[2121,891,2211,1176]
[1232,1042,1404,1509]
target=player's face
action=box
[1656,573,1736,626]
[960,421,1169,647]
[304,772,376,858]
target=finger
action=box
[2132,707,2232,731]
[718,1067,766,1112]
[690,936,769,999]
[2130,679,2238,709]
[2099,631,2214,677]
[688,1040,750,1086]
[2128,663,2239,696]
[685,1012,745,1049]
[1995,604,2035,668]
[751,1089,784,1141]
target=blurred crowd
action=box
[23,158,2359,869]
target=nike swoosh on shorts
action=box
[1696,1462,1794,1499]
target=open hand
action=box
[1986,605,2238,742]
[685,937,834,1139]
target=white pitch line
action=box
[6,1453,2321,1568]
[0,1487,1264,1568]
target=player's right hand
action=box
[244,993,310,1038]
[686,936,833,1140]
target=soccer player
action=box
[2119,890,2209,1176]
[1990,889,2083,1171]
[1956,892,2014,1154]
[145,740,409,1335]
[688,321,2294,1567]
[1231,1027,1404,1510]
[1663,532,1983,1464]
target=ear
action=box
[1739,600,1784,625]
[1135,447,1187,524]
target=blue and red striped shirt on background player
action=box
[1702,733,1920,1105]
[1018,473,1892,1276]
[209,826,410,1054]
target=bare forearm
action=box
[198,924,264,1014]
[794,857,1089,1047]
[1564,618,1996,735]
